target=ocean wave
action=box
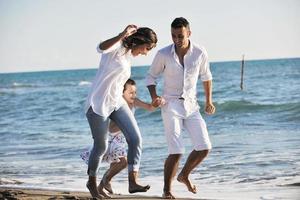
[1,81,92,90]
[1,82,49,89]
[215,100,268,112]
[11,82,38,88]
[215,100,300,113]
[78,81,91,86]
[0,178,23,185]
[281,182,300,187]
[237,176,277,183]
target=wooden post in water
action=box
[240,54,245,90]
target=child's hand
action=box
[152,96,165,108]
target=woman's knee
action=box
[128,134,142,149]
[93,141,107,155]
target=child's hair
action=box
[171,17,190,29]
[123,78,136,92]
[122,27,157,51]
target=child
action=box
[81,79,157,194]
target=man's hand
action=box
[151,96,166,108]
[205,102,215,115]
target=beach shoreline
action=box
[1,183,300,200]
[0,187,202,200]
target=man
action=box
[146,17,215,199]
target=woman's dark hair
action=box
[123,27,157,50]
[123,78,136,92]
[171,17,190,29]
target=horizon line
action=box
[1,57,299,75]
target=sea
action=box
[0,58,299,200]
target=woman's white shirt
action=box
[85,41,131,118]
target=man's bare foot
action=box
[100,175,113,194]
[97,181,111,198]
[129,183,150,193]
[86,181,104,199]
[162,191,175,199]
[177,174,197,194]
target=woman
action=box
[85,25,157,199]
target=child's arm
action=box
[99,25,137,51]
[134,98,157,111]
[109,120,121,133]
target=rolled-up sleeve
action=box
[96,42,103,53]
[145,51,165,86]
[199,48,212,81]
[96,41,121,54]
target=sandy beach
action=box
[0,187,202,200]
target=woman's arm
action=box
[99,25,137,51]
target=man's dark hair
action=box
[171,17,190,29]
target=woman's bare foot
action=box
[128,183,150,193]
[97,181,111,198]
[86,180,104,199]
[177,174,197,194]
[162,191,175,199]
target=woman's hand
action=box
[119,25,137,39]
[99,25,137,51]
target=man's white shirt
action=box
[146,42,212,116]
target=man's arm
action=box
[147,85,164,107]
[145,51,166,107]
[203,80,215,115]
[147,85,158,100]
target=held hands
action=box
[205,102,216,115]
[119,25,137,39]
[151,96,166,108]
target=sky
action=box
[0,0,299,73]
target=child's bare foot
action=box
[177,174,197,194]
[129,183,150,193]
[97,181,111,198]
[101,180,114,194]
[100,177,113,194]
[86,181,104,199]
[162,191,175,199]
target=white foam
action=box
[78,81,91,86]
[11,82,36,88]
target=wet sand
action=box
[0,187,202,200]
